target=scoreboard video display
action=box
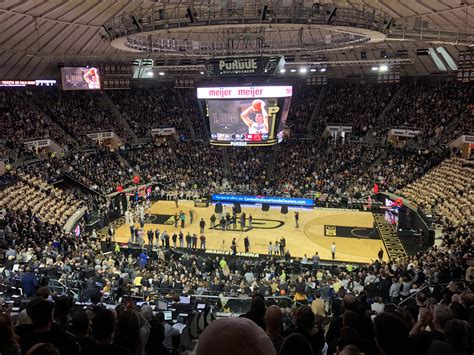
[197,85,292,146]
[61,67,101,90]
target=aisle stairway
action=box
[308,85,326,135]
[373,213,407,260]
[101,93,137,141]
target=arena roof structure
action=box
[0,0,472,79]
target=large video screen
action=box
[384,198,400,225]
[197,86,292,146]
[61,67,101,90]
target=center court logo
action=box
[213,218,284,231]
[325,225,337,236]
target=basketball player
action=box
[82,67,100,89]
[240,100,269,134]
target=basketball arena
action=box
[0,1,473,355]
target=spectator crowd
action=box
[0,80,472,355]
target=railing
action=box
[123,33,370,56]
[0,144,17,160]
[397,281,462,307]
[106,2,473,57]
[445,131,474,147]
[387,17,473,45]
[106,3,388,57]
[390,126,421,131]
[22,136,51,143]
[107,3,388,35]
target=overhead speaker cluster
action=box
[187,7,195,23]
[234,203,241,214]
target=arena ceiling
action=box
[0,0,472,79]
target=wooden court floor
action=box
[114,201,388,264]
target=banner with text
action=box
[211,194,314,207]
[206,57,283,76]
[197,86,293,99]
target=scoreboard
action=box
[197,85,292,147]
[100,63,133,90]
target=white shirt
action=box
[331,244,336,253]
[371,302,385,314]
[249,121,268,134]
[163,323,180,349]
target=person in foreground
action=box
[196,317,276,355]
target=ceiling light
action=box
[158,72,165,76]
[379,65,388,72]
[320,68,326,72]
[310,68,317,72]
[280,68,286,73]
[371,66,379,71]
[299,68,307,73]
[200,71,205,75]
[290,69,296,73]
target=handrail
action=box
[107,3,388,57]
[445,131,474,147]
[397,281,461,307]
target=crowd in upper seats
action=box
[316,83,399,137]
[381,81,473,142]
[1,82,471,150]
[125,140,226,195]
[2,80,471,147]
[180,89,207,138]
[6,136,452,205]
[20,147,131,194]
[350,147,444,197]
[107,88,193,138]
[399,157,474,227]
[286,84,322,135]
[33,90,130,144]
[226,146,273,195]
[269,139,379,198]
[0,91,73,151]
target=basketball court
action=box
[112,200,387,264]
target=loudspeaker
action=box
[121,193,128,211]
[131,16,142,31]
[215,203,223,214]
[234,203,241,214]
[262,204,270,212]
[187,7,195,23]
[101,241,115,253]
[383,17,394,32]
[280,205,288,214]
[102,25,112,39]
[326,7,337,23]
[261,5,268,20]
[119,273,129,287]
[427,229,435,246]
[417,48,429,56]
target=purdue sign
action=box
[207,57,272,76]
[206,56,284,76]
[219,58,258,74]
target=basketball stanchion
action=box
[280,205,288,221]
[261,203,270,218]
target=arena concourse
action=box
[0,1,473,355]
